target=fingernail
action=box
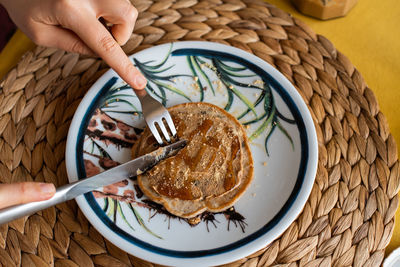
[134,75,147,89]
[40,183,55,196]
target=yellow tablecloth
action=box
[1,0,399,255]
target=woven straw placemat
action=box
[0,0,399,266]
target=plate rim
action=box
[65,41,318,266]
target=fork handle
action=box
[134,88,148,100]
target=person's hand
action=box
[0,0,147,90]
[0,182,55,209]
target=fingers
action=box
[31,23,95,56]
[111,23,134,46]
[0,182,55,209]
[72,16,147,90]
[94,0,138,45]
[26,0,146,90]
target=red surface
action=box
[0,4,16,52]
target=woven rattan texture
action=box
[0,0,399,266]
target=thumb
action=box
[0,182,56,209]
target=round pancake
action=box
[133,102,254,218]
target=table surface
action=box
[1,0,399,257]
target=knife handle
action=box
[0,182,76,225]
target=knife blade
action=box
[68,139,187,198]
[0,139,187,225]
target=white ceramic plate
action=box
[384,247,400,267]
[66,41,318,266]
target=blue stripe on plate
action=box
[75,48,309,258]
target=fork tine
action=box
[148,122,163,145]
[137,93,179,145]
[164,114,177,137]
[158,121,171,143]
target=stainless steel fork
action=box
[136,91,177,144]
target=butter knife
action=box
[0,139,186,225]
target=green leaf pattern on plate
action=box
[83,43,296,238]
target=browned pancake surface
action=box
[133,102,254,218]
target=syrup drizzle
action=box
[152,116,242,200]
